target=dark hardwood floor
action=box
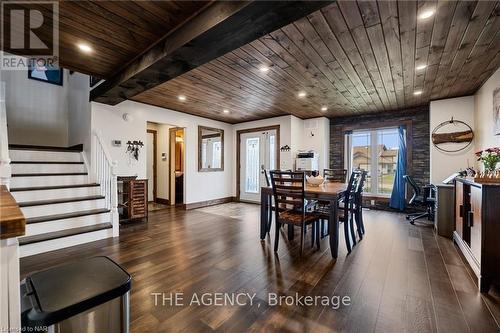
[20,203,500,332]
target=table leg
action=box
[329,198,339,259]
[260,190,268,240]
[288,224,294,241]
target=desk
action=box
[260,182,347,258]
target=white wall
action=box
[3,69,69,146]
[68,73,91,158]
[474,67,500,158]
[92,101,234,205]
[429,96,475,183]
[233,115,294,170]
[301,117,330,172]
[232,115,330,174]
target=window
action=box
[245,137,260,193]
[347,127,400,196]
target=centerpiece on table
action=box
[306,175,324,187]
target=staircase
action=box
[8,144,116,258]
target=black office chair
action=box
[403,175,436,224]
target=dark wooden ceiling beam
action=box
[91,0,334,105]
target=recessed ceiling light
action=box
[77,43,93,53]
[416,64,427,70]
[414,90,423,95]
[321,106,328,111]
[418,9,435,20]
[259,65,269,73]
[223,109,230,114]
[178,95,186,101]
[298,91,307,98]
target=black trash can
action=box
[21,256,131,333]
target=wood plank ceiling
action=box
[132,0,500,123]
[2,1,208,78]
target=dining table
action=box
[260,181,348,259]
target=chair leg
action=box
[300,226,305,257]
[349,212,357,247]
[343,220,352,253]
[358,208,365,235]
[267,203,273,233]
[274,221,280,252]
[355,210,363,240]
[321,219,328,238]
[316,221,320,249]
[311,223,315,248]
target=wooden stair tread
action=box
[12,172,88,177]
[9,144,82,152]
[11,161,84,164]
[10,183,99,192]
[19,195,105,207]
[26,208,111,224]
[19,223,112,246]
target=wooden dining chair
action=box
[314,170,363,253]
[352,170,367,239]
[270,170,320,256]
[324,169,348,182]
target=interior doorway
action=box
[237,125,280,203]
[146,129,157,202]
[169,127,185,206]
[146,122,184,211]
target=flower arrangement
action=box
[475,147,500,172]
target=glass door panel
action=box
[245,137,260,193]
[351,131,371,193]
[377,129,399,195]
[239,129,278,202]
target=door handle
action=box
[468,211,474,227]
[261,164,265,174]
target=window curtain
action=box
[389,126,407,211]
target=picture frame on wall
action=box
[28,59,63,86]
[494,87,500,135]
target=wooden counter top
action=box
[0,185,25,239]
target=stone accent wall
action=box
[329,106,430,189]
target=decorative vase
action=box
[484,161,498,172]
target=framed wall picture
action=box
[494,87,500,135]
[28,60,63,86]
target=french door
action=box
[239,129,277,203]
[346,127,400,196]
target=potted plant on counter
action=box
[476,147,500,172]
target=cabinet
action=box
[454,178,500,293]
[435,184,454,238]
[118,176,148,222]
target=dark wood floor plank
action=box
[19,204,500,332]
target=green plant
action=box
[476,147,500,172]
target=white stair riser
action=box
[21,199,107,218]
[26,213,111,235]
[11,175,89,187]
[12,186,100,202]
[12,163,86,174]
[19,229,114,258]
[9,150,82,162]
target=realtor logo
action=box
[1,1,59,70]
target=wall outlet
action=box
[112,140,121,147]
[370,199,375,206]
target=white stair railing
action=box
[0,81,11,189]
[92,130,119,237]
